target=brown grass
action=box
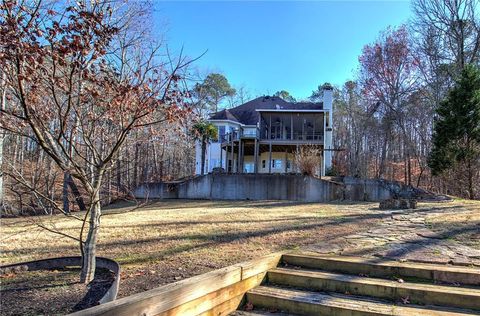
[1,199,380,297]
[2,199,478,299]
[424,199,480,250]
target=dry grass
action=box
[2,199,478,299]
[424,199,480,249]
[1,199,380,297]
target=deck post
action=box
[268,142,272,173]
[238,140,242,173]
[290,114,293,140]
[254,138,258,173]
[230,133,234,173]
[269,114,272,140]
[241,141,245,173]
[220,144,223,171]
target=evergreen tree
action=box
[428,65,480,199]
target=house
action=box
[195,85,333,176]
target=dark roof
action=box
[209,109,240,123]
[209,96,323,125]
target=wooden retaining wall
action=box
[69,252,283,316]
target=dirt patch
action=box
[0,267,114,316]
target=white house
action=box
[195,85,333,176]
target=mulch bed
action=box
[0,267,114,316]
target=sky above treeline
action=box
[154,1,412,100]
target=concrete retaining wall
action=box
[134,175,416,202]
[342,177,413,202]
[135,174,343,202]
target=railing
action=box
[219,131,240,143]
[262,132,324,142]
[241,128,259,138]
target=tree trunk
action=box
[67,174,86,211]
[62,171,70,214]
[200,138,206,176]
[80,192,101,284]
[468,158,475,200]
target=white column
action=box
[323,87,333,175]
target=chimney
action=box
[322,83,333,111]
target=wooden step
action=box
[246,286,480,316]
[229,311,294,316]
[282,254,480,285]
[267,268,480,311]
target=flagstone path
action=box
[308,202,480,266]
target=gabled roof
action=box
[209,96,323,125]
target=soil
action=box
[0,267,114,316]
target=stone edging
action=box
[0,256,120,304]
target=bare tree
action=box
[0,0,192,282]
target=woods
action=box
[0,1,479,217]
[329,0,480,198]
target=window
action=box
[273,159,282,169]
[286,160,291,169]
[262,160,266,168]
[326,112,330,127]
[218,126,226,142]
[244,163,254,173]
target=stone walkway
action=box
[308,203,480,266]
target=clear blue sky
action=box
[154,1,412,100]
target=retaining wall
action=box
[134,174,416,202]
[135,174,343,202]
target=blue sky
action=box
[154,1,412,100]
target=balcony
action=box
[261,132,324,143]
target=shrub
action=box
[294,146,322,176]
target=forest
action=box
[1,0,479,220]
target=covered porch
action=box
[220,140,324,176]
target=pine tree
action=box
[428,65,480,199]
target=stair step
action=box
[282,254,480,286]
[268,268,480,311]
[230,311,294,316]
[246,286,480,316]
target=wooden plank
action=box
[69,265,242,316]
[268,268,480,311]
[160,273,265,316]
[69,252,283,316]
[237,252,283,280]
[247,286,476,316]
[197,294,245,316]
[282,253,480,285]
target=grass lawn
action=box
[425,199,480,250]
[1,199,382,297]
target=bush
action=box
[294,146,322,176]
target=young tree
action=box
[193,73,236,114]
[0,0,190,282]
[428,65,480,199]
[192,121,218,175]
